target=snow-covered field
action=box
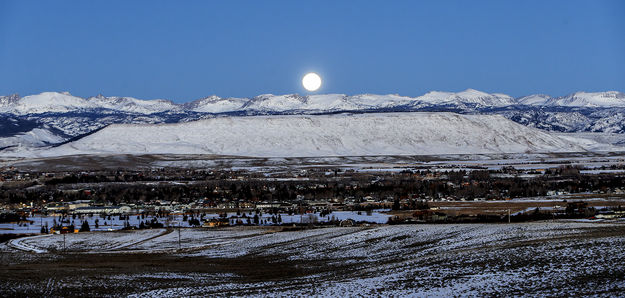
[2,150,624,176]
[1,221,624,296]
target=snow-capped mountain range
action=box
[1,89,624,151]
[0,92,180,115]
[2,89,624,116]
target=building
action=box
[67,200,92,211]
[73,205,132,215]
[202,218,230,228]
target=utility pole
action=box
[300,201,303,224]
[178,222,181,250]
[508,209,511,223]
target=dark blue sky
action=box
[0,0,623,102]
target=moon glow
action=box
[302,72,322,91]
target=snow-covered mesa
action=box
[44,112,591,157]
[2,89,625,154]
[1,89,624,115]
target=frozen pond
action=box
[0,210,391,235]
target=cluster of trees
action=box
[2,166,625,207]
[42,169,249,185]
[0,212,27,223]
[227,209,284,225]
[138,218,164,229]
[393,198,430,210]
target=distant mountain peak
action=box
[545,91,625,107]
[1,89,624,116]
[460,88,487,94]
[417,89,515,107]
[518,94,552,106]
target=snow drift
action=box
[45,112,588,157]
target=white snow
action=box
[0,128,64,148]
[2,90,625,116]
[517,94,552,105]
[5,222,624,296]
[5,92,97,114]
[184,96,247,113]
[544,91,625,107]
[416,89,516,107]
[515,91,625,107]
[34,112,589,157]
[87,95,181,114]
[7,234,51,253]
[0,92,181,115]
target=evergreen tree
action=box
[392,198,400,210]
[80,220,90,232]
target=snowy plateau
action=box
[1,89,625,156]
[36,113,591,157]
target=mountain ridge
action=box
[2,89,624,115]
[2,89,625,152]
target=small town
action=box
[2,162,625,238]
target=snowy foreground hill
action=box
[3,223,624,296]
[38,112,590,157]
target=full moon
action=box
[302,72,322,91]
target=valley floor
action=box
[1,221,624,297]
